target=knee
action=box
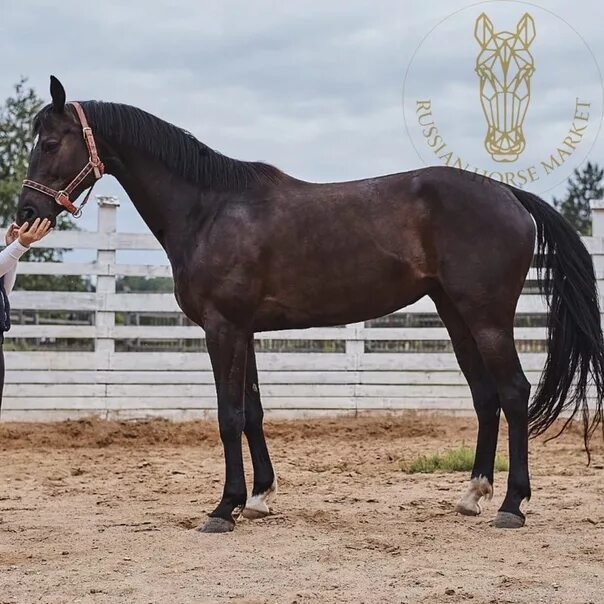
[244,385,264,430]
[218,409,245,442]
[244,406,264,435]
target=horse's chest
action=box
[171,261,258,328]
[171,267,209,324]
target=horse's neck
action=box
[108,149,206,262]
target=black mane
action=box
[37,101,282,190]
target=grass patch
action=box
[400,445,508,474]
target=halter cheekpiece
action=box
[22,102,104,218]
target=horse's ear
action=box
[50,75,66,113]
[474,13,494,48]
[516,14,536,48]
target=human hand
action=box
[17,218,53,247]
[5,223,20,245]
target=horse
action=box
[17,76,604,533]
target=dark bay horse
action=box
[17,77,604,532]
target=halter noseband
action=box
[22,102,104,218]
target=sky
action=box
[1,0,603,257]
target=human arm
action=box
[0,240,30,294]
[2,219,53,294]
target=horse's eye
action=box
[41,139,59,153]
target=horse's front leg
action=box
[242,338,277,519]
[199,316,249,533]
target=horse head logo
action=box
[474,13,536,162]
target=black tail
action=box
[508,186,604,455]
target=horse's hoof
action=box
[455,476,492,517]
[491,511,525,529]
[242,508,269,520]
[242,492,271,519]
[242,479,277,520]
[197,517,235,533]
[455,500,481,516]
[241,497,270,520]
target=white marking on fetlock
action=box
[232,503,245,521]
[242,477,277,520]
[243,495,270,518]
[455,476,493,516]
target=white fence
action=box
[2,197,604,421]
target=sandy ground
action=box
[0,414,603,604]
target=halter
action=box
[22,102,105,218]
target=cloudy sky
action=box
[1,0,602,248]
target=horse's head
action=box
[17,76,101,227]
[474,13,536,162]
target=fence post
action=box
[590,200,604,328]
[346,322,365,415]
[591,199,604,237]
[95,197,119,381]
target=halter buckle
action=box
[56,190,70,206]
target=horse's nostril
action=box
[18,206,36,225]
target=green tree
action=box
[553,161,604,236]
[0,77,87,291]
[0,78,41,222]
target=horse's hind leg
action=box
[432,291,501,516]
[439,293,530,527]
[242,339,277,520]
[470,323,531,528]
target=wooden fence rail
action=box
[2,196,604,421]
